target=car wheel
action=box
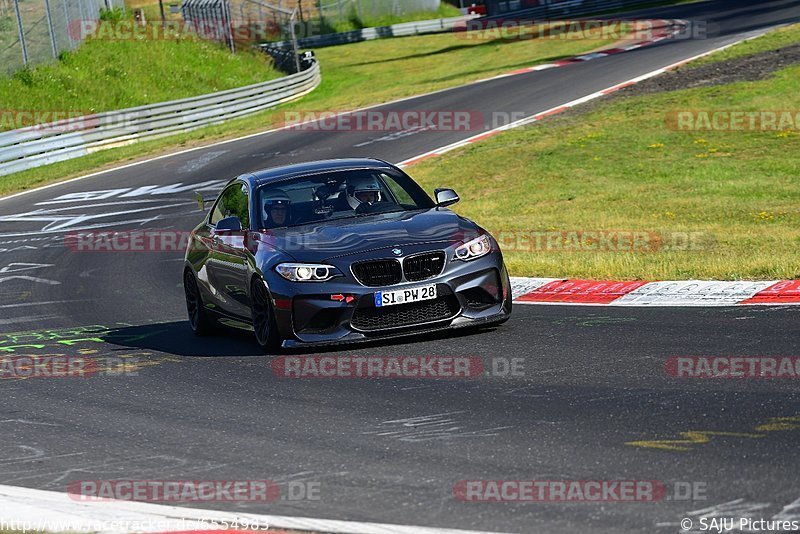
[184,269,212,336]
[251,277,280,353]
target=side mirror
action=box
[434,188,460,207]
[214,216,242,233]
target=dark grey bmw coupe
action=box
[183,158,512,351]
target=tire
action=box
[251,277,281,353]
[184,269,213,336]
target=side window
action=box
[209,183,250,229]
[381,173,415,207]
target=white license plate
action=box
[374,284,437,307]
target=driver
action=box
[263,191,291,227]
[345,175,382,210]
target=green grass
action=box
[302,26,617,110]
[409,29,800,280]
[0,37,281,120]
[324,3,463,34]
[0,23,616,195]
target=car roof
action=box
[249,158,397,187]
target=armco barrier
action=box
[267,15,479,50]
[0,59,321,177]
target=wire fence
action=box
[316,0,441,24]
[1,0,124,75]
[182,0,301,64]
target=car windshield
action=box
[257,169,435,229]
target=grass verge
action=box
[321,3,463,34]
[0,25,617,196]
[409,25,800,281]
[0,38,281,119]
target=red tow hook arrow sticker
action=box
[331,294,356,304]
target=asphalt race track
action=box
[2,1,800,532]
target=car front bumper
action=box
[263,250,511,348]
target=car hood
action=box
[255,208,481,262]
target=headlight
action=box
[454,234,491,261]
[275,263,340,282]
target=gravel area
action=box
[553,42,800,121]
[619,42,800,95]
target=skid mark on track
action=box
[363,412,513,442]
[0,452,228,488]
[177,151,228,174]
[551,315,638,327]
[0,419,59,427]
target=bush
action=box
[99,6,127,22]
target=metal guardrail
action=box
[266,14,478,50]
[0,59,321,177]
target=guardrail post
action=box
[44,0,59,58]
[289,7,300,73]
[0,58,321,177]
[12,0,28,65]
[61,0,74,50]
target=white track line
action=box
[398,27,779,168]
[0,484,511,534]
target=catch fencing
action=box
[317,0,441,24]
[267,14,475,49]
[1,0,125,74]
